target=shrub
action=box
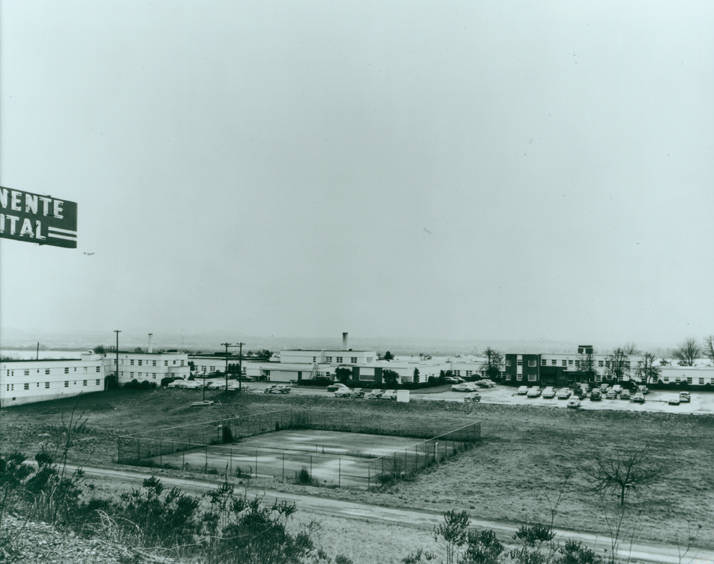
[459,529,503,564]
[295,467,314,485]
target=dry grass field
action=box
[1,388,712,550]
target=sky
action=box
[1,0,713,349]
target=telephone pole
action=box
[221,342,234,391]
[237,342,245,392]
[113,330,121,386]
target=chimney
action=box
[147,333,153,353]
[342,332,348,349]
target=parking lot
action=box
[181,378,714,414]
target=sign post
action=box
[0,186,77,248]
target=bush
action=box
[295,467,314,485]
[459,529,503,564]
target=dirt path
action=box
[68,463,714,564]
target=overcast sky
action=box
[1,0,713,347]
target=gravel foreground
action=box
[0,514,170,564]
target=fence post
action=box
[338,457,341,488]
[229,448,233,475]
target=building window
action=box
[516,374,523,381]
[24,383,29,390]
[173,360,176,365]
[575,360,581,368]
[96,379,100,385]
[164,361,168,366]
[83,380,87,386]
[152,373,156,379]
[23,369,30,376]
[516,359,523,366]
[505,373,512,381]
[663,376,669,382]
[152,360,157,367]
[64,367,69,374]
[64,381,69,388]
[466,370,472,376]
[528,374,537,382]
[699,377,704,385]
[130,372,134,378]
[336,357,343,363]
[687,377,693,384]
[265,370,270,376]
[130,360,134,366]
[138,360,142,366]
[551,360,557,366]
[95,366,100,373]
[540,359,547,366]
[598,360,604,367]
[181,360,185,366]
[312,356,317,362]
[351,357,357,363]
[528,360,536,367]
[326,356,332,362]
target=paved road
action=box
[68,463,714,564]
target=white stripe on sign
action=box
[47,232,77,241]
[47,227,77,235]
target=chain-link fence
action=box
[117,408,480,488]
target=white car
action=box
[517,385,529,395]
[451,383,473,392]
[334,388,352,398]
[542,387,556,399]
[527,387,541,398]
[381,390,397,400]
[567,398,581,409]
[612,384,623,394]
[556,388,572,400]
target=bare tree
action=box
[481,348,503,380]
[672,338,700,366]
[605,348,629,382]
[586,449,661,506]
[704,336,714,365]
[635,352,660,384]
[622,343,639,356]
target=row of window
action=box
[511,359,632,369]
[6,366,101,377]
[126,359,183,367]
[325,356,360,364]
[5,379,101,392]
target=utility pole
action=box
[113,330,121,386]
[237,342,245,392]
[221,342,235,391]
[36,341,39,360]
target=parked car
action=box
[679,392,691,403]
[517,385,529,395]
[599,383,610,393]
[274,384,291,394]
[463,392,481,403]
[620,390,631,400]
[366,390,384,400]
[351,388,365,399]
[566,398,581,409]
[612,384,623,394]
[452,383,478,392]
[590,390,602,401]
[606,389,618,400]
[542,387,556,399]
[638,385,649,395]
[334,388,353,398]
[327,383,349,393]
[526,387,541,398]
[631,393,645,403]
[557,388,572,400]
[476,379,496,388]
[668,396,681,406]
[444,376,463,384]
[381,390,397,400]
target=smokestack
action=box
[147,333,153,353]
[342,332,348,348]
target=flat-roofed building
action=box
[0,358,105,407]
[91,351,189,385]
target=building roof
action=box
[1,358,86,363]
[280,349,374,353]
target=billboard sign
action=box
[0,186,77,248]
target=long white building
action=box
[0,357,105,407]
[92,351,190,385]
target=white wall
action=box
[0,359,105,407]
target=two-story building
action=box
[0,357,105,407]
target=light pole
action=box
[113,330,121,386]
